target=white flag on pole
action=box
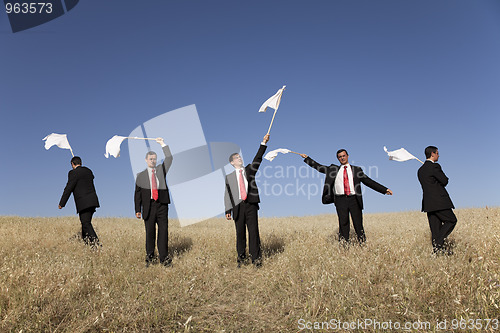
[264,148,291,161]
[384,146,418,162]
[259,85,286,112]
[43,133,72,151]
[105,135,127,158]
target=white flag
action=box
[43,133,72,151]
[264,148,291,161]
[105,135,127,158]
[259,85,286,112]
[384,146,417,162]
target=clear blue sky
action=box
[1,0,499,218]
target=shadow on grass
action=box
[262,234,285,258]
[169,235,193,258]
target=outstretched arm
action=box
[157,138,173,174]
[357,168,392,195]
[303,156,328,174]
[249,134,269,172]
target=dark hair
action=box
[71,156,82,166]
[145,151,157,159]
[424,146,438,159]
[336,149,348,157]
[229,153,239,163]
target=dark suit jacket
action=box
[304,157,387,210]
[59,166,100,213]
[135,145,173,220]
[224,144,267,220]
[417,160,454,212]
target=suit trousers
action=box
[334,195,365,243]
[427,209,457,251]
[234,201,261,263]
[144,200,169,263]
[79,207,99,245]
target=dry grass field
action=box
[0,208,498,332]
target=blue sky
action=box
[1,0,499,219]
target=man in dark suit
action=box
[300,149,392,244]
[225,134,269,267]
[59,156,100,245]
[417,146,457,254]
[135,137,173,267]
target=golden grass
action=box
[0,208,498,332]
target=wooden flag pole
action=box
[265,90,285,135]
[288,151,302,155]
[69,148,74,157]
[126,137,158,141]
[416,158,424,164]
[266,110,278,135]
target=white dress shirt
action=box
[334,164,355,195]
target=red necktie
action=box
[343,165,351,196]
[239,169,247,201]
[151,169,158,201]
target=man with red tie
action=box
[135,137,173,267]
[300,149,393,244]
[225,134,269,267]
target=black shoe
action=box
[160,257,172,267]
[237,255,249,268]
[145,254,158,267]
[253,259,262,268]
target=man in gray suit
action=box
[418,146,457,254]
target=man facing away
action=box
[225,134,269,267]
[59,156,100,246]
[300,149,393,244]
[135,137,173,267]
[417,146,457,255]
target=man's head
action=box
[71,156,82,169]
[229,153,243,168]
[145,151,157,168]
[425,146,439,162]
[336,149,349,165]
